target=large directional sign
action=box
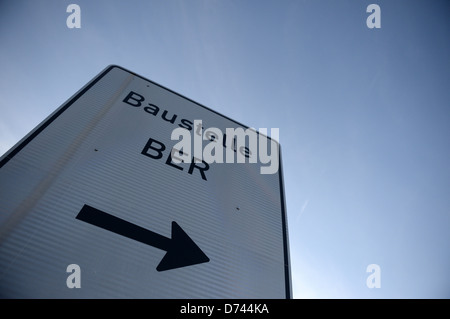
[0,65,291,298]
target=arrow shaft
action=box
[76,205,171,251]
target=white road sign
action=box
[0,65,291,298]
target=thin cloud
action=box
[296,199,309,223]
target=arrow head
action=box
[156,221,210,272]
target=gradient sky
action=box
[1,0,449,298]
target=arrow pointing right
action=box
[76,204,210,271]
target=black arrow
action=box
[76,204,209,271]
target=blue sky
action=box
[1,0,449,298]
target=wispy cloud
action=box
[295,199,309,223]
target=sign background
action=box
[0,65,291,298]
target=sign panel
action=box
[0,65,291,298]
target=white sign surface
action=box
[0,65,291,298]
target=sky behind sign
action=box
[1,0,449,298]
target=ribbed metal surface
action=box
[0,66,289,298]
